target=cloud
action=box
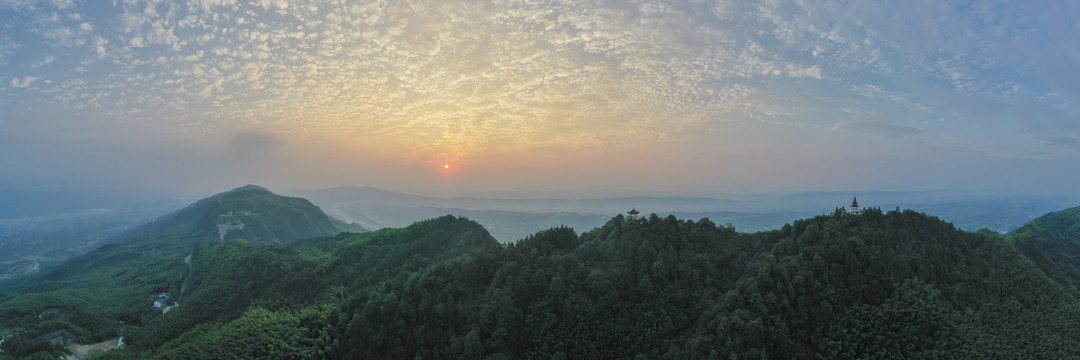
[42,26,85,47]
[785,64,823,79]
[11,76,40,88]
[192,0,238,13]
[93,37,108,57]
[0,35,18,59]
[31,55,56,68]
[145,21,179,49]
[48,0,76,10]
[129,36,145,48]
[0,0,1077,184]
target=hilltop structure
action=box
[849,197,862,215]
[627,208,640,220]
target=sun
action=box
[443,164,450,170]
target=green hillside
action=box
[5,197,1080,359]
[123,215,498,354]
[6,185,358,286]
[1011,205,1080,298]
[0,186,365,359]
[120,185,353,245]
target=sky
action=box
[1,0,1079,197]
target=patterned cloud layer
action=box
[1,0,1078,192]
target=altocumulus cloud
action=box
[0,0,869,158]
[0,0,1078,193]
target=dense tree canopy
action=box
[5,206,1080,359]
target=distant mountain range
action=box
[3,185,1079,279]
[298,186,808,241]
[299,186,1080,242]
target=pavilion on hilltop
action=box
[849,197,862,215]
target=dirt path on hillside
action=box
[67,337,120,359]
[181,253,192,296]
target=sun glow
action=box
[444,164,450,169]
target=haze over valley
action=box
[4,185,1079,279]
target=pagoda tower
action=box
[849,197,861,215]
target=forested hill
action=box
[0,215,495,360]
[122,215,499,353]
[1010,205,1080,298]
[1,185,360,289]
[117,184,359,246]
[314,209,1080,359]
[0,186,366,359]
[5,204,1080,359]
[10,208,1071,359]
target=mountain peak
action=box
[114,185,354,248]
[227,184,271,193]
